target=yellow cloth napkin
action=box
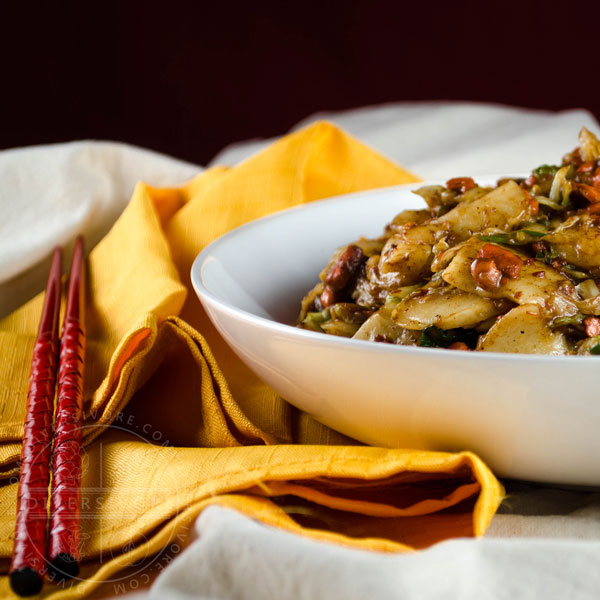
[0,122,504,598]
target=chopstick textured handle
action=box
[10,247,62,594]
[48,317,85,567]
[49,237,85,579]
[11,334,58,577]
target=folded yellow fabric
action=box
[0,122,504,598]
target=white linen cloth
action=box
[0,142,200,317]
[2,102,600,599]
[212,101,597,178]
[142,505,600,600]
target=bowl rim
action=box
[191,180,599,366]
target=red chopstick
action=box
[9,247,62,597]
[48,236,86,582]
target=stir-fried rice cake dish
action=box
[298,128,600,355]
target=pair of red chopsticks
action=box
[9,238,86,597]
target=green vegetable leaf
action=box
[477,230,546,245]
[551,314,585,329]
[385,285,421,307]
[477,234,511,244]
[561,265,589,280]
[532,164,560,178]
[590,344,600,355]
[302,309,331,332]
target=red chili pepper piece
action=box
[528,198,539,216]
[551,258,567,271]
[522,174,536,188]
[577,161,595,173]
[9,248,62,597]
[576,183,600,204]
[446,177,476,193]
[478,243,522,279]
[48,237,86,582]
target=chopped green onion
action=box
[477,229,546,245]
[536,247,559,262]
[523,230,546,237]
[551,314,585,329]
[385,285,420,307]
[329,303,370,324]
[477,234,510,244]
[561,265,589,280]
[532,164,560,178]
[302,309,331,332]
[429,271,446,285]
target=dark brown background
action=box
[2,0,599,165]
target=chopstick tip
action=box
[9,567,43,597]
[49,553,80,583]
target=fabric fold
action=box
[0,121,504,598]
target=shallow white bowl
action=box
[191,180,600,486]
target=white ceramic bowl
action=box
[191,180,600,486]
